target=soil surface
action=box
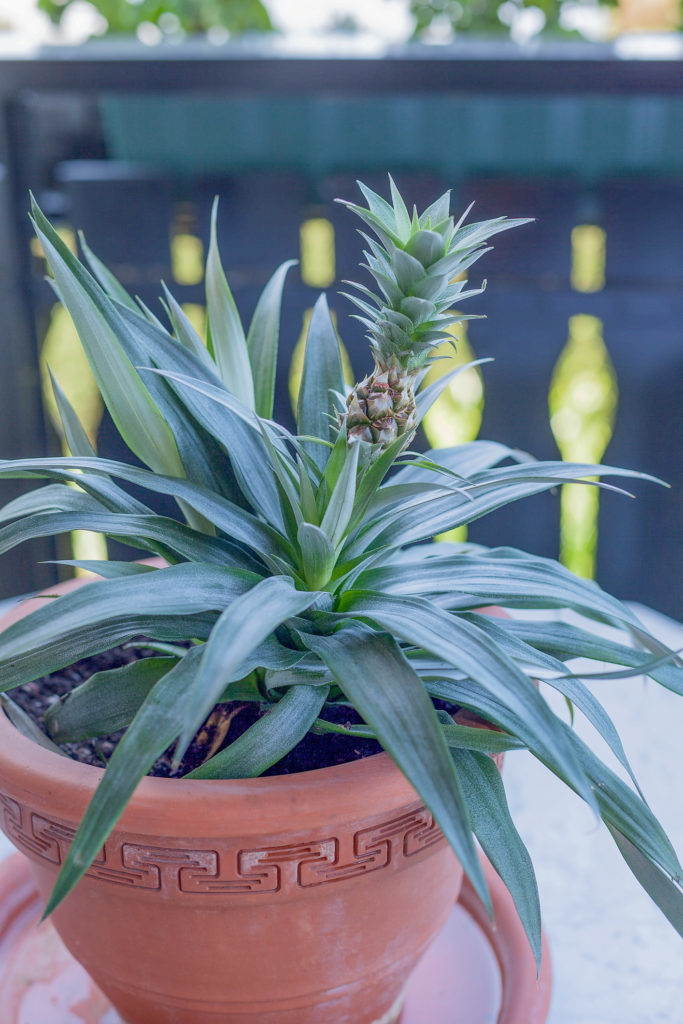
[9,643,459,778]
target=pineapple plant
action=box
[0,178,681,977]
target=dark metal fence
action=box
[0,42,681,615]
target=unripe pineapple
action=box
[339,177,530,447]
[345,357,418,445]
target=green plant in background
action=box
[38,0,272,40]
[0,180,682,966]
[409,0,618,40]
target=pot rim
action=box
[0,705,412,833]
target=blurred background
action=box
[0,0,681,615]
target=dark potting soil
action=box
[9,643,460,778]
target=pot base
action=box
[0,853,552,1024]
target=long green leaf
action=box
[297,294,345,472]
[0,455,286,561]
[111,302,245,504]
[44,657,176,742]
[298,522,336,589]
[0,467,180,564]
[0,695,69,757]
[0,509,240,567]
[464,612,646,795]
[0,462,152,514]
[247,260,297,419]
[78,231,138,311]
[0,563,257,690]
[141,368,286,531]
[415,358,493,424]
[562,724,681,879]
[497,618,683,696]
[297,457,319,524]
[471,460,664,490]
[175,576,321,759]
[361,480,461,522]
[348,462,662,556]
[357,552,638,627]
[48,369,97,458]
[439,717,526,754]
[205,197,255,408]
[607,824,683,937]
[320,440,360,548]
[350,433,411,529]
[161,283,213,367]
[340,591,596,811]
[314,711,525,755]
[0,484,104,523]
[186,684,329,779]
[423,674,682,883]
[319,422,349,510]
[299,621,491,914]
[391,440,524,486]
[43,646,204,916]
[257,421,303,540]
[47,264,222,532]
[48,559,160,580]
[450,748,542,970]
[135,295,166,329]
[31,198,183,476]
[40,287,216,525]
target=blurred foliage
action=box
[38,0,273,38]
[409,0,616,39]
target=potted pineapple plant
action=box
[0,178,681,1024]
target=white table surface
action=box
[0,597,681,1022]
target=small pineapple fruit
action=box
[339,177,530,446]
[345,359,417,445]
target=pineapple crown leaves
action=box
[336,176,532,372]
[0,187,681,954]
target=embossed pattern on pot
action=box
[0,793,444,896]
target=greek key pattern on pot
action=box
[0,794,445,895]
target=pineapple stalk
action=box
[339,177,531,447]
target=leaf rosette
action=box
[0,180,680,964]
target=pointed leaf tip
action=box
[297,293,345,472]
[206,195,255,410]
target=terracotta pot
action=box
[0,581,463,1024]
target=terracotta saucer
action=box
[0,852,551,1024]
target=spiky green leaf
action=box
[45,657,176,742]
[205,197,255,408]
[297,294,345,471]
[247,260,297,419]
[175,576,320,760]
[31,197,183,477]
[450,748,542,970]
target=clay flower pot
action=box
[0,582,463,1024]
